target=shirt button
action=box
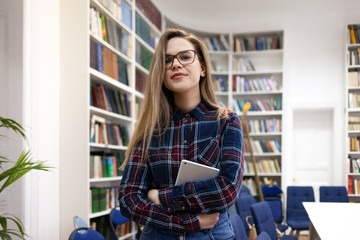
[184,119,188,123]
[179,236,184,240]
[181,206,185,210]
[168,208,171,212]
[185,113,190,117]
[184,140,187,144]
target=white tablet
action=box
[175,159,220,186]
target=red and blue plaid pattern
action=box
[119,102,244,233]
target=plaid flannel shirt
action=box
[119,102,244,233]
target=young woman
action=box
[119,28,244,240]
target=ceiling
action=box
[150,0,358,33]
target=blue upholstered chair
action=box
[236,194,288,236]
[239,184,252,196]
[319,186,349,202]
[230,213,248,240]
[236,194,256,236]
[261,184,288,233]
[251,202,297,240]
[68,228,105,240]
[256,232,272,240]
[109,207,141,240]
[286,186,315,237]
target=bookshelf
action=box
[166,21,284,196]
[88,0,162,237]
[232,31,283,196]
[346,24,360,203]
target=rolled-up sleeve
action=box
[119,145,201,233]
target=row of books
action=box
[348,176,360,195]
[348,25,360,44]
[244,159,281,174]
[348,93,360,109]
[90,187,118,214]
[90,7,132,57]
[244,138,282,154]
[232,58,256,72]
[348,48,360,66]
[232,76,280,92]
[135,0,162,31]
[90,115,130,146]
[234,35,281,52]
[210,59,227,72]
[135,69,147,93]
[96,0,132,28]
[244,118,282,133]
[348,136,360,152]
[242,177,279,195]
[91,83,131,117]
[90,215,111,239]
[348,71,360,87]
[136,41,153,70]
[135,13,158,49]
[112,221,133,238]
[90,153,125,178]
[233,97,282,112]
[200,35,229,51]
[90,38,130,85]
[213,76,227,92]
[348,116,360,131]
[349,158,360,173]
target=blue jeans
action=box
[140,212,234,240]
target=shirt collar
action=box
[172,102,209,122]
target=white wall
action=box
[1,0,61,239]
[152,0,360,187]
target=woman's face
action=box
[164,37,205,96]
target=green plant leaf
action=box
[0,216,7,230]
[0,214,26,237]
[0,117,26,140]
[0,150,51,193]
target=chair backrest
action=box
[109,207,130,239]
[69,228,105,240]
[319,186,349,202]
[73,216,88,228]
[250,202,278,240]
[263,197,282,223]
[286,186,314,222]
[239,184,252,196]
[256,231,272,240]
[236,194,256,236]
[230,214,248,240]
[262,185,282,196]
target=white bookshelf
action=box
[346,23,360,202]
[88,0,163,236]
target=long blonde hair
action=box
[122,28,227,168]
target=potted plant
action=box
[0,117,51,239]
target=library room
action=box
[0,0,359,239]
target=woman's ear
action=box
[200,65,206,77]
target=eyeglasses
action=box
[165,50,198,69]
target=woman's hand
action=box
[197,212,220,229]
[147,189,161,205]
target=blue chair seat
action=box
[286,220,309,230]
